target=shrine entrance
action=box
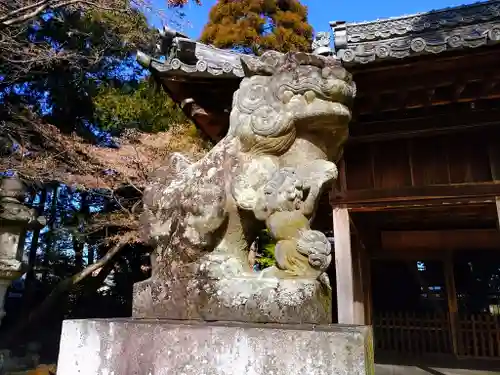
[371,251,500,360]
[372,259,453,358]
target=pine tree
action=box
[200,0,313,55]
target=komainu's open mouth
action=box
[285,91,353,133]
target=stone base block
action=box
[56,319,374,375]
[133,276,332,324]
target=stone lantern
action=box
[0,177,45,326]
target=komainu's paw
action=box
[296,229,332,272]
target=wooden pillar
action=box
[352,241,365,324]
[361,245,373,325]
[444,251,459,357]
[350,217,375,326]
[333,206,357,324]
[496,197,500,229]
[488,141,500,229]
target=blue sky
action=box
[150,0,478,39]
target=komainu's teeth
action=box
[304,90,316,104]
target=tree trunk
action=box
[23,187,48,315]
[42,183,59,283]
[26,188,47,280]
[74,191,89,271]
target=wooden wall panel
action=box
[447,133,492,183]
[372,140,412,189]
[488,131,500,181]
[344,143,374,190]
[343,130,495,197]
[410,137,450,186]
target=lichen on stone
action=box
[135,50,355,323]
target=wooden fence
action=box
[457,313,500,358]
[373,311,452,356]
[374,311,500,359]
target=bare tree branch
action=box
[0,101,210,217]
[0,0,158,90]
[1,0,126,27]
[1,0,51,20]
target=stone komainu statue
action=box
[135,49,356,323]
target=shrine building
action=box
[139,0,500,364]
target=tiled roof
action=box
[330,0,500,64]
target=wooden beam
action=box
[352,52,500,114]
[349,120,500,144]
[350,108,500,141]
[381,229,500,252]
[180,100,224,142]
[332,182,500,205]
[347,197,496,212]
[354,57,500,95]
[361,90,500,116]
[371,249,446,261]
[357,78,500,113]
[496,197,500,230]
[333,207,356,324]
[351,48,500,77]
[351,101,500,135]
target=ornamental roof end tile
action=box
[328,0,500,65]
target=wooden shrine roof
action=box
[137,1,500,142]
[331,0,500,65]
[136,28,244,141]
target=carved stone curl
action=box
[134,51,355,324]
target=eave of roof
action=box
[135,27,337,142]
[135,28,247,141]
[330,0,500,65]
[137,27,246,80]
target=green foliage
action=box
[200,0,313,55]
[94,79,188,134]
[85,8,157,54]
[1,6,158,138]
[256,229,276,268]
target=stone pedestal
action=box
[0,278,14,324]
[0,269,24,324]
[133,275,331,324]
[57,319,374,375]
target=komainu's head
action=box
[228,51,356,159]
